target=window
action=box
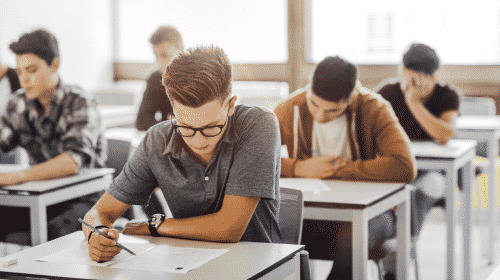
[117,0,287,64]
[311,0,500,64]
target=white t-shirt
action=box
[0,75,12,116]
[312,113,352,160]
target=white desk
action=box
[411,139,476,280]
[280,178,410,280]
[105,127,146,150]
[99,105,138,128]
[0,167,114,246]
[0,231,304,280]
[455,115,500,265]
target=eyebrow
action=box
[175,119,221,128]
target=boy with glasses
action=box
[83,45,282,262]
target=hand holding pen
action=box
[79,218,135,263]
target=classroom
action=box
[0,1,499,279]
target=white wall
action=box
[0,0,113,91]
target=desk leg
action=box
[352,210,368,280]
[463,161,473,280]
[30,197,47,246]
[487,135,498,265]
[445,166,458,280]
[396,188,410,280]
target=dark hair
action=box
[150,26,184,49]
[403,43,440,75]
[162,45,232,108]
[9,29,59,66]
[311,56,357,102]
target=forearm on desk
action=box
[158,195,260,243]
[18,152,79,183]
[406,99,456,144]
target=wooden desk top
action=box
[280,178,406,209]
[0,232,304,280]
[411,139,477,160]
[456,115,500,130]
[0,167,114,195]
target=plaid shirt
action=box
[0,81,106,168]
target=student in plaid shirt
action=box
[0,29,106,244]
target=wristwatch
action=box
[148,214,166,237]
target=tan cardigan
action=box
[274,84,417,182]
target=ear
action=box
[49,57,60,72]
[227,96,237,116]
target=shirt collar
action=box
[161,109,239,158]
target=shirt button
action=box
[205,176,209,181]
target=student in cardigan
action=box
[274,56,416,279]
[135,26,183,131]
[376,43,460,279]
[84,45,281,263]
[0,29,106,243]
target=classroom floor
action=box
[310,207,500,280]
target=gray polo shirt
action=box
[108,105,281,243]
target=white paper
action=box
[36,242,154,267]
[110,244,228,273]
[280,178,330,194]
[36,241,228,274]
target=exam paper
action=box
[280,178,330,194]
[36,242,154,267]
[110,244,228,274]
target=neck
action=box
[37,79,58,113]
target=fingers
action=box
[88,228,122,262]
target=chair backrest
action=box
[106,138,132,178]
[459,96,496,116]
[278,187,304,245]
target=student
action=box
[84,45,281,263]
[274,56,416,279]
[0,29,106,243]
[0,61,21,115]
[135,26,183,131]
[377,43,460,279]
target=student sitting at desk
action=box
[83,45,281,263]
[135,26,183,131]
[274,56,416,279]
[0,29,106,243]
[377,43,460,279]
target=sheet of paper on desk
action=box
[36,242,154,267]
[280,178,330,194]
[110,244,228,274]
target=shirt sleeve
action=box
[0,97,23,153]
[107,131,158,205]
[59,97,103,168]
[440,85,460,113]
[224,108,281,200]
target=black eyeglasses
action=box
[173,114,229,137]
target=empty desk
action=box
[280,178,410,280]
[456,115,500,265]
[411,139,476,280]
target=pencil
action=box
[78,218,136,256]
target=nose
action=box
[19,73,30,88]
[191,131,208,147]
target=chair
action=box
[106,138,132,179]
[278,187,311,280]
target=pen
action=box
[78,218,136,256]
